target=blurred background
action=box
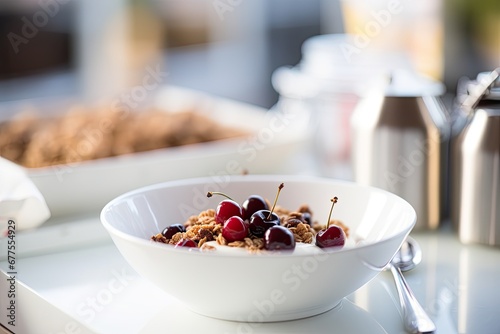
[0,0,498,109]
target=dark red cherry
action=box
[222,216,248,242]
[162,224,185,239]
[249,210,280,238]
[315,225,345,248]
[242,195,269,220]
[315,197,345,249]
[207,191,243,224]
[265,226,295,251]
[175,238,197,248]
[215,199,243,224]
[301,212,312,225]
[248,182,284,237]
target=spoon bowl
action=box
[388,237,436,333]
[391,236,422,272]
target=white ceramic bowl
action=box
[100,175,416,322]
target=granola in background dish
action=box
[0,107,248,168]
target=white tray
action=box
[2,214,492,333]
[0,216,396,333]
[5,86,311,218]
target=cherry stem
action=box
[326,197,338,229]
[207,191,234,201]
[267,183,284,220]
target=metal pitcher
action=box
[451,68,500,246]
[351,71,449,230]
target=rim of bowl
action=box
[100,175,417,258]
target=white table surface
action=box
[1,210,500,334]
[1,147,499,334]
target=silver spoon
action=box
[387,236,436,334]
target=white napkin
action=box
[0,157,51,235]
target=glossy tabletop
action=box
[1,214,499,334]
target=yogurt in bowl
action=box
[100,175,416,322]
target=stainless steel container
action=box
[451,69,500,246]
[351,71,449,230]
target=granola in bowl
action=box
[151,200,351,254]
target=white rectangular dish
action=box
[2,86,311,218]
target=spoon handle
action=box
[390,264,436,334]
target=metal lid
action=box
[477,70,500,100]
[384,70,445,97]
[461,68,500,116]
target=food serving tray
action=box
[1,215,496,333]
[0,86,311,218]
[0,216,394,334]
